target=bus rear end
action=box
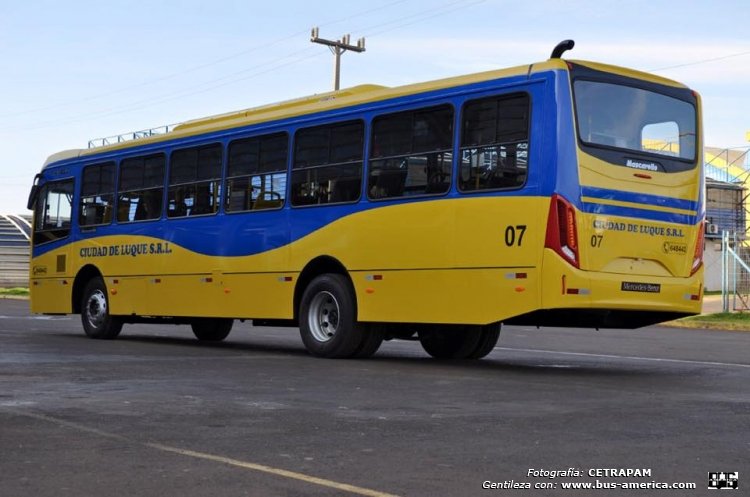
[533,61,703,328]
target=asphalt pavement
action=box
[1,298,748,497]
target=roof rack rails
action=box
[87,123,179,149]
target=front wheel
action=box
[191,318,233,341]
[81,277,122,339]
[299,274,365,358]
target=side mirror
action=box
[27,174,42,210]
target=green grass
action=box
[670,312,750,331]
[685,312,750,322]
[0,287,29,296]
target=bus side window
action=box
[118,154,165,222]
[459,93,529,192]
[80,162,115,227]
[291,121,363,207]
[226,132,288,213]
[369,105,453,199]
[168,144,222,218]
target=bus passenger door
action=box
[30,178,75,314]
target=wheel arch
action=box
[72,264,103,314]
[294,256,355,323]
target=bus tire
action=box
[467,323,501,359]
[81,277,122,340]
[352,324,385,358]
[191,318,233,341]
[299,274,363,358]
[418,325,482,359]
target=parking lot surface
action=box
[1,299,748,496]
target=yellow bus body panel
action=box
[31,196,550,323]
[541,248,703,315]
[30,192,703,323]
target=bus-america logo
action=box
[708,471,738,489]
[621,282,661,293]
[625,159,659,172]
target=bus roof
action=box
[43,57,691,169]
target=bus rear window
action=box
[574,80,696,162]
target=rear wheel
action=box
[419,325,483,359]
[81,277,122,339]
[191,318,233,341]
[299,274,364,358]
[466,323,501,359]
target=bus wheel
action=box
[191,318,233,341]
[466,323,501,359]
[81,277,122,339]
[418,325,482,359]
[352,324,385,358]
[299,274,363,358]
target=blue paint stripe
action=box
[581,186,698,212]
[581,201,698,225]
[36,72,560,260]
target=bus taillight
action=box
[565,207,577,250]
[691,220,705,275]
[545,194,579,268]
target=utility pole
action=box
[310,27,365,91]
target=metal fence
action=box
[721,231,750,312]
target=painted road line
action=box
[5,408,401,497]
[146,443,401,497]
[494,346,750,369]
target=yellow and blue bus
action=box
[27,41,704,359]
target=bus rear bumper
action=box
[515,250,704,329]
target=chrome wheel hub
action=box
[85,290,108,330]
[308,291,340,343]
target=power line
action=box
[16,49,327,131]
[0,0,410,119]
[129,0,484,111]
[0,32,308,120]
[357,0,486,38]
[650,50,750,72]
[9,0,488,131]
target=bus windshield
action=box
[574,80,696,162]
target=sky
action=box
[1,0,749,213]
